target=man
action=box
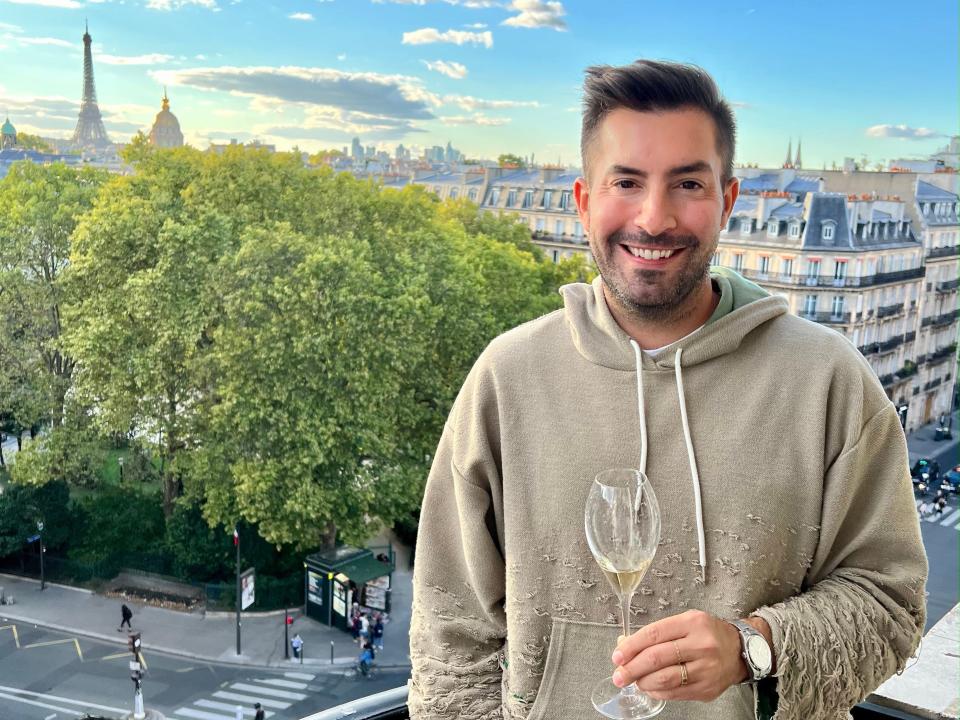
[409,60,927,719]
[118,603,133,632]
[254,702,266,720]
[291,632,303,660]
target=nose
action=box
[633,187,678,236]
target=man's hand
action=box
[610,610,769,702]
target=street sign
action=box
[25,534,40,543]
[241,567,255,610]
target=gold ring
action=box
[679,661,689,687]
[672,640,684,664]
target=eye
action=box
[612,178,639,190]
[678,180,704,190]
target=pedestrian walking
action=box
[290,632,303,660]
[118,603,133,632]
[358,640,375,676]
[373,613,384,651]
[919,501,931,517]
[935,496,947,519]
[359,612,370,643]
[254,702,266,720]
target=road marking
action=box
[100,651,131,661]
[229,682,307,700]
[195,699,274,717]
[44,714,57,720]
[213,690,290,709]
[0,684,125,713]
[254,677,309,689]
[0,624,21,648]
[138,650,148,670]
[939,509,960,526]
[0,690,78,715]
[20,637,85,661]
[174,665,198,673]
[284,671,315,681]
[172,707,238,720]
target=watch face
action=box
[747,635,772,673]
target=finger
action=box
[634,661,706,701]
[615,610,698,660]
[613,639,680,686]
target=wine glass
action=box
[584,468,664,719]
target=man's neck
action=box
[603,278,720,350]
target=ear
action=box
[574,176,591,233]
[720,176,739,227]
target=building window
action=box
[789,223,801,239]
[506,189,517,207]
[449,187,458,200]
[834,260,847,281]
[489,188,501,206]
[740,218,752,234]
[733,253,744,272]
[522,190,534,209]
[767,221,779,238]
[541,190,553,208]
[574,221,583,238]
[759,256,770,274]
[468,188,478,202]
[782,257,794,277]
[822,223,835,242]
[807,259,821,279]
[535,218,545,233]
[804,295,817,316]
[555,220,564,236]
[559,190,572,210]
[831,295,845,318]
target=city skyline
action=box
[1,0,957,168]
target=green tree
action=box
[0,480,72,559]
[497,153,526,168]
[69,486,165,564]
[10,133,56,154]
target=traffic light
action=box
[127,632,141,657]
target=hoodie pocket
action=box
[526,617,620,720]
[524,616,757,720]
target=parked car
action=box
[940,466,960,495]
[911,458,940,494]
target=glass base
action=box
[591,676,665,719]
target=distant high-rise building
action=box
[71,22,111,148]
[351,137,363,162]
[148,89,184,148]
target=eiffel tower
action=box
[71,21,111,148]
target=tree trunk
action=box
[321,522,337,552]
[0,444,5,468]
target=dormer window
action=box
[740,218,752,234]
[767,221,779,238]
[822,222,836,242]
[789,223,801,239]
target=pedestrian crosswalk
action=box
[915,499,960,528]
[169,671,315,720]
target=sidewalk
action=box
[0,566,413,673]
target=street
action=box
[0,624,408,720]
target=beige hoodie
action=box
[409,269,927,720]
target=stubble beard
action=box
[593,229,715,323]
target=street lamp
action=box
[37,521,44,591]
[118,456,124,484]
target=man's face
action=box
[574,108,738,320]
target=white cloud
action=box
[146,0,218,10]
[423,59,467,79]
[439,113,509,126]
[289,11,314,20]
[501,0,566,31]
[195,53,207,60]
[336,53,347,60]
[444,93,538,111]
[99,52,174,65]
[4,0,82,7]
[402,27,492,47]
[151,65,442,119]
[9,35,74,47]
[463,22,487,28]
[866,124,945,140]
[0,22,24,32]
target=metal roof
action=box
[739,174,779,192]
[917,181,958,202]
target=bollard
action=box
[330,640,334,665]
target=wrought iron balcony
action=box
[927,244,960,260]
[799,311,851,325]
[877,335,904,353]
[904,331,916,343]
[936,277,960,292]
[858,342,879,357]
[878,373,896,387]
[876,303,905,319]
[922,309,960,327]
[925,377,943,391]
[927,343,958,364]
[740,267,924,289]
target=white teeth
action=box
[628,247,675,260]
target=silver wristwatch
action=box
[729,620,772,683]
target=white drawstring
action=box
[674,348,707,584]
[628,340,707,584]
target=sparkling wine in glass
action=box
[584,468,664,719]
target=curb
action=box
[0,610,412,674]
[0,572,94,595]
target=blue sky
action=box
[1,0,957,168]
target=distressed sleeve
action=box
[753,404,928,720]
[408,415,507,720]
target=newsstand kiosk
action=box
[303,546,394,632]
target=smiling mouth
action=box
[623,246,684,260]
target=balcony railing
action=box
[927,244,960,259]
[876,303,905,319]
[936,277,960,292]
[878,335,904,353]
[922,309,960,327]
[927,343,958,364]
[740,267,924,289]
[858,342,879,357]
[904,331,917,343]
[925,377,943,391]
[878,373,896,387]
[800,311,851,325]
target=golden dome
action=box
[148,89,184,148]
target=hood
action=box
[559,267,788,371]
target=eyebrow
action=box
[608,161,713,177]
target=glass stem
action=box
[620,589,637,696]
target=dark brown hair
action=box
[581,59,736,183]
